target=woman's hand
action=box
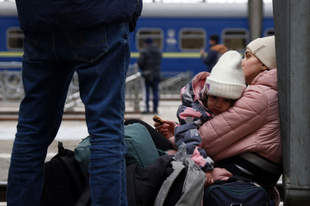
[154,120,176,140]
[204,170,214,187]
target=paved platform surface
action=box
[0,100,180,182]
[0,100,285,206]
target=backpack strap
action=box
[75,185,91,206]
[216,152,282,188]
[126,164,138,206]
[154,161,185,206]
[59,146,91,206]
[237,152,282,175]
[59,155,86,194]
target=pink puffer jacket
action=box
[200,69,282,205]
[199,69,281,165]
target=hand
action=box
[200,49,205,55]
[154,120,176,140]
[204,170,214,187]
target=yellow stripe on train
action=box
[0,52,201,58]
[131,52,201,58]
[0,52,23,57]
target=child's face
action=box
[207,95,232,115]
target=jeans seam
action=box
[23,32,41,60]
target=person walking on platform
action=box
[7,0,142,205]
[137,37,162,114]
[200,34,228,73]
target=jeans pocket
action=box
[23,31,41,60]
[66,26,108,63]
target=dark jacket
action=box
[201,44,228,73]
[175,72,215,172]
[137,44,162,82]
[15,0,142,31]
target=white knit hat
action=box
[203,50,246,100]
[247,36,277,69]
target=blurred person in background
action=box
[200,34,228,73]
[137,37,162,114]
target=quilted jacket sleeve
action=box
[175,105,215,171]
[199,85,269,158]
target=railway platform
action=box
[0,100,284,205]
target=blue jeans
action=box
[145,78,160,113]
[7,22,130,206]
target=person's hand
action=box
[154,120,176,140]
[200,49,205,55]
[204,170,214,187]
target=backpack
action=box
[203,176,275,206]
[40,142,90,206]
[126,155,175,206]
[74,123,165,175]
[127,155,206,206]
[154,157,206,206]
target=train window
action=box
[7,28,24,50]
[222,29,249,52]
[136,29,163,50]
[264,28,274,36]
[179,29,206,51]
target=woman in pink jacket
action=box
[155,36,282,204]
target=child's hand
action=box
[204,170,214,187]
[154,120,176,140]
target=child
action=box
[174,50,246,186]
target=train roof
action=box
[0,1,18,16]
[0,1,273,18]
[141,3,273,18]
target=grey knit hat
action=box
[203,50,246,100]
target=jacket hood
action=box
[180,72,210,104]
[251,68,278,91]
[210,44,228,54]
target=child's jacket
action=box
[175,72,214,172]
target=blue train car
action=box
[130,3,274,76]
[0,2,274,75]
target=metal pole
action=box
[248,0,263,40]
[133,63,140,112]
[273,0,310,205]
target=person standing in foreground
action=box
[7,0,142,205]
[200,34,228,73]
[137,37,162,114]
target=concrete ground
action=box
[0,100,180,182]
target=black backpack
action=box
[127,155,206,206]
[126,155,178,206]
[40,142,90,206]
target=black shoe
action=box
[141,111,149,114]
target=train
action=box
[0,1,274,76]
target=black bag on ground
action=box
[126,155,175,206]
[203,176,275,206]
[127,155,206,206]
[40,142,90,206]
